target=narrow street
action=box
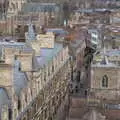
[66,46,96,120]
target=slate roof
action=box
[36,42,63,68]
[46,28,68,36]
[0,31,64,115]
[21,3,60,13]
[94,50,120,62]
[0,60,28,111]
[0,42,26,49]
[13,60,28,96]
[0,41,33,57]
[0,88,9,108]
[75,8,112,14]
[92,60,118,68]
[92,52,119,68]
[106,50,120,57]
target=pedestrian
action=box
[75,86,78,93]
[85,89,87,97]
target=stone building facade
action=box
[90,57,120,101]
[0,24,71,120]
[0,0,27,35]
[0,0,9,19]
[69,8,111,27]
[16,3,62,27]
[7,0,27,17]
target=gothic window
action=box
[43,66,46,82]
[52,64,54,73]
[61,52,64,61]
[44,109,47,119]
[102,75,108,88]
[25,94,27,103]
[18,62,21,71]
[44,72,46,82]
[31,89,33,99]
[8,108,12,120]
[18,99,21,111]
[48,65,50,76]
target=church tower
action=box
[7,0,27,17]
[26,22,36,42]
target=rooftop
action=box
[0,41,64,108]
[94,49,120,60]
[105,49,120,56]
[92,62,118,68]
[0,88,9,108]
[21,2,60,13]
[13,60,28,96]
[75,8,112,14]
[92,49,120,68]
[36,42,63,68]
[0,60,28,109]
[0,23,65,114]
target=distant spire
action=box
[101,46,109,65]
[26,21,36,42]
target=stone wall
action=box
[90,66,120,100]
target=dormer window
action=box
[102,75,108,88]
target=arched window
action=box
[52,64,54,73]
[25,94,27,103]
[102,75,108,88]
[8,108,12,120]
[48,65,50,76]
[44,71,46,82]
[18,98,21,111]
